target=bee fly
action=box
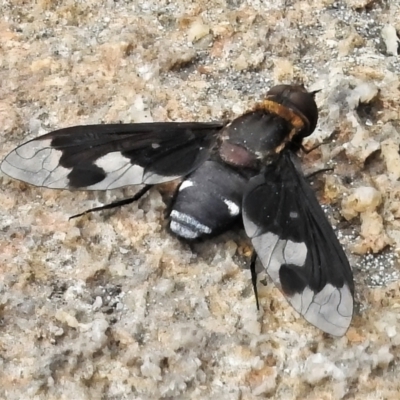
[1,85,354,336]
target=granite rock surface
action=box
[1,1,400,399]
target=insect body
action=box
[1,85,354,336]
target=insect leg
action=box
[305,167,334,180]
[69,185,153,220]
[250,251,260,310]
[300,138,330,154]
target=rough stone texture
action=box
[0,1,400,399]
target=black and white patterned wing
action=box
[242,151,354,336]
[1,122,223,190]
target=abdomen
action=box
[169,160,248,239]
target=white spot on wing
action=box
[252,232,282,283]
[1,139,71,188]
[243,211,260,238]
[179,180,194,191]
[95,152,131,172]
[288,283,353,336]
[43,166,73,187]
[93,166,144,189]
[252,235,308,283]
[85,152,144,189]
[337,284,353,318]
[284,240,307,267]
[290,286,314,315]
[223,198,240,216]
[93,152,182,187]
[16,138,53,159]
[251,231,352,336]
